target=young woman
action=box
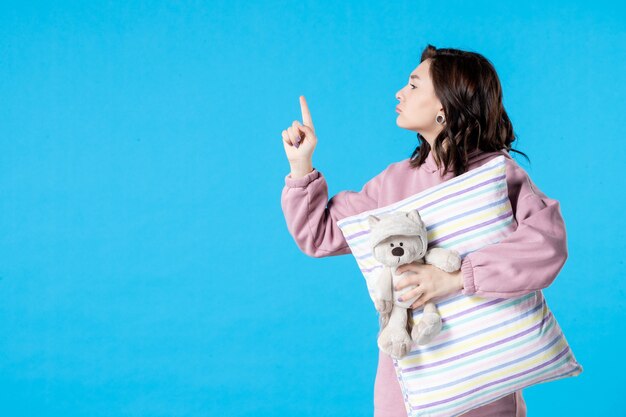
[280,44,567,416]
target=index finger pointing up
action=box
[299,95,315,131]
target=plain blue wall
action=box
[1,1,623,416]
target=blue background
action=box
[1,1,623,416]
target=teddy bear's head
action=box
[367,210,428,267]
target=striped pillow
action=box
[336,155,583,417]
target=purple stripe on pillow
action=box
[336,160,506,228]
[411,333,561,394]
[414,346,572,410]
[429,210,512,246]
[440,297,510,321]
[344,229,369,241]
[426,196,509,230]
[417,175,506,212]
[402,306,550,370]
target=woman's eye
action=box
[410,83,416,89]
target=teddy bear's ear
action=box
[367,215,380,228]
[406,209,424,225]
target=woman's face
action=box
[395,59,445,141]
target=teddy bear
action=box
[367,209,462,360]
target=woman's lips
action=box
[396,107,402,113]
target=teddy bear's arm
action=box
[425,248,462,273]
[372,266,393,301]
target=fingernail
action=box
[294,142,299,148]
[397,297,402,302]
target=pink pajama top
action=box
[280,147,568,416]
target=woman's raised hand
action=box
[282,95,318,165]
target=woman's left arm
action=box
[458,160,568,298]
[395,158,568,307]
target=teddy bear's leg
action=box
[378,311,391,330]
[377,305,413,359]
[411,301,443,346]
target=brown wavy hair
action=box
[409,44,529,175]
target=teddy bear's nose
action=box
[392,247,404,256]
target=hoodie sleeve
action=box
[460,160,568,298]
[281,166,386,258]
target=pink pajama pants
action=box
[374,350,527,417]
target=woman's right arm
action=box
[280,95,384,258]
[281,164,385,258]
